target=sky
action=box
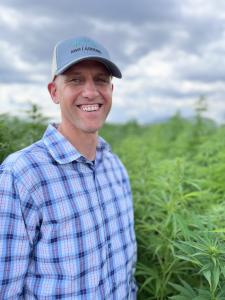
[1,0,225,124]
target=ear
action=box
[48,81,59,104]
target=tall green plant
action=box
[171,231,225,300]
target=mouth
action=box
[77,104,102,112]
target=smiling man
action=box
[48,59,113,160]
[0,37,137,299]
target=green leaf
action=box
[203,270,211,287]
[212,266,220,292]
[169,296,191,300]
[169,280,197,298]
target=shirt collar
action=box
[42,124,110,164]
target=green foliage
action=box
[107,112,225,299]
[0,104,47,162]
[1,104,225,299]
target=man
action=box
[0,36,137,299]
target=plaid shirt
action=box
[0,124,137,299]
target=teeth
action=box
[80,104,100,112]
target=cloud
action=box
[1,0,225,123]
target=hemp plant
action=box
[171,231,225,300]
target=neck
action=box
[58,124,98,161]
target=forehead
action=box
[64,60,110,76]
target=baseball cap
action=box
[51,36,122,80]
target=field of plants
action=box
[1,104,225,299]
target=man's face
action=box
[48,60,113,136]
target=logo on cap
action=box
[71,46,102,54]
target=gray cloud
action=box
[1,0,225,123]
[0,0,183,68]
[3,0,180,23]
[1,0,220,76]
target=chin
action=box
[83,126,100,134]
[82,122,104,134]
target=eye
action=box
[65,75,84,85]
[95,76,111,85]
[70,77,82,84]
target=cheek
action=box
[105,89,113,103]
[59,91,75,106]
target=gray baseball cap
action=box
[51,36,122,80]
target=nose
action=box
[82,80,99,99]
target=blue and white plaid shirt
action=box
[0,124,137,299]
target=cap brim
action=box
[55,56,122,79]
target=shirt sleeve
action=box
[0,167,33,299]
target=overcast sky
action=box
[1,0,225,123]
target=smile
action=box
[78,104,102,112]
